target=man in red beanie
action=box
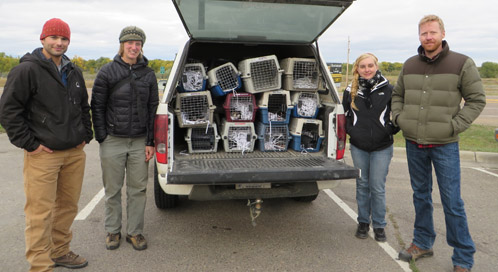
[0,18,92,271]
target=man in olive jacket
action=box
[392,15,485,272]
[0,18,92,271]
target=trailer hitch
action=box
[247,198,263,226]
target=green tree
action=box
[85,59,97,74]
[0,52,20,76]
[94,57,112,73]
[72,55,86,70]
[149,59,174,73]
[480,62,498,78]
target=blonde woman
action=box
[341,53,399,242]
[91,26,159,251]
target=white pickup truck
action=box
[154,0,358,223]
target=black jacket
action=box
[91,54,158,145]
[0,48,93,152]
[342,76,399,152]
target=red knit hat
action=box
[40,18,71,41]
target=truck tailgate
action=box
[168,150,358,184]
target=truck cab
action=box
[154,0,358,219]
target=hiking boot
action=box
[355,223,369,239]
[454,265,471,272]
[52,251,88,269]
[398,243,434,262]
[126,234,147,250]
[106,232,121,250]
[374,228,386,242]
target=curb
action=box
[392,147,498,165]
[1,133,497,165]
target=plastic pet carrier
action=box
[184,123,220,153]
[291,91,320,118]
[280,58,320,92]
[238,55,283,93]
[207,62,242,96]
[220,120,257,153]
[289,118,324,152]
[257,90,293,124]
[174,91,216,128]
[178,63,208,92]
[256,122,290,152]
[223,92,258,122]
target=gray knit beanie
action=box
[119,26,146,44]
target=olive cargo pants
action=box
[99,135,148,236]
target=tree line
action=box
[1,52,497,78]
[0,52,173,78]
[341,62,404,76]
[341,61,498,78]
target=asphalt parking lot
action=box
[1,133,497,272]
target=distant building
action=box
[327,62,342,88]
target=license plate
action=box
[235,183,271,189]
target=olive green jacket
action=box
[392,41,486,144]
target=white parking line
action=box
[324,189,411,272]
[471,167,498,178]
[75,188,105,221]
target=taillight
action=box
[336,113,346,160]
[154,114,168,164]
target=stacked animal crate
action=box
[178,63,208,92]
[238,55,293,152]
[220,92,258,153]
[174,90,218,153]
[255,90,293,151]
[184,123,221,153]
[175,63,219,153]
[174,56,326,154]
[207,62,242,97]
[280,58,324,152]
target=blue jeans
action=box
[406,140,475,269]
[350,144,393,228]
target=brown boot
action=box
[454,265,471,272]
[126,234,147,251]
[106,232,121,250]
[398,243,433,262]
[52,251,88,269]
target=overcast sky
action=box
[0,0,497,66]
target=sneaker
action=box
[355,223,369,239]
[454,265,471,272]
[398,243,434,262]
[374,228,386,242]
[52,251,88,269]
[106,232,121,250]
[126,234,147,251]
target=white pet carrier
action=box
[238,55,283,93]
[280,58,320,92]
[174,91,216,128]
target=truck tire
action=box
[292,193,318,202]
[154,163,179,209]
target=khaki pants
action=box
[99,135,148,236]
[23,147,85,272]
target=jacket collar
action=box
[370,75,389,92]
[24,48,72,71]
[114,54,149,69]
[418,40,449,63]
[346,74,389,95]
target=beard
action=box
[422,40,442,55]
